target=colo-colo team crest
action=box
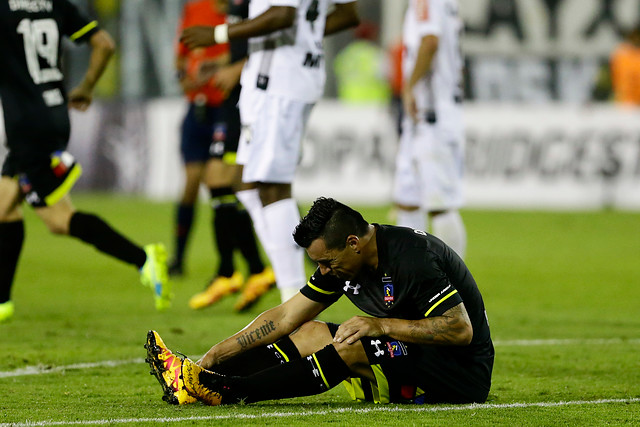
[382,275,394,307]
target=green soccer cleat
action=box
[140,244,172,311]
[0,301,14,323]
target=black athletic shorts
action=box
[180,103,224,163]
[1,149,82,208]
[326,322,494,404]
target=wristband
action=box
[214,24,229,44]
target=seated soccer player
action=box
[146,197,494,405]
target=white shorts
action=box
[237,89,314,183]
[392,108,465,211]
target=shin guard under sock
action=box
[0,221,24,302]
[69,212,146,268]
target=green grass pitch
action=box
[1,193,639,426]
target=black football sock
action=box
[69,212,146,268]
[213,336,301,376]
[210,187,237,277]
[0,221,25,303]
[232,205,265,275]
[173,204,195,268]
[222,344,350,404]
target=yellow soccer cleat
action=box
[181,357,227,406]
[234,267,276,312]
[0,301,15,324]
[188,271,243,310]
[144,330,196,405]
[140,244,172,311]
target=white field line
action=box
[1,337,639,379]
[493,337,640,346]
[1,398,639,427]
[0,358,145,378]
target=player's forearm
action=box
[81,30,115,90]
[199,305,297,368]
[324,2,360,36]
[406,35,438,92]
[380,304,473,346]
[228,6,295,40]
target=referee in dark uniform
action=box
[146,197,493,406]
[0,0,171,323]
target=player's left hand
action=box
[68,84,93,111]
[181,26,216,49]
[334,316,386,345]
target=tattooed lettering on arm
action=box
[236,320,277,349]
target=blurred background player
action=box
[610,26,640,106]
[0,0,171,323]
[181,0,360,305]
[176,0,275,312]
[392,0,467,259]
[333,20,391,105]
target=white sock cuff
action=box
[262,198,301,247]
[396,208,426,232]
[262,198,305,290]
[236,188,260,211]
[431,210,466,259]
[236,188,269,253]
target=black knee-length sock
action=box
[69,212,146,268]
[213,336,301,376]
[173,204,195,267]
[217,344,350,404]
[210,187,237,277]
[232,207,265,275]
[0,221,25,303]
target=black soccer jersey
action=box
[0,0,99,154]
[301,224,492,350]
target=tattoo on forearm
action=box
[236,320,276,349]
[411,304,469,344]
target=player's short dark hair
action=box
[293,197,369,250]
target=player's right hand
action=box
[181,26,216,49]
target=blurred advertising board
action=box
[1,100,639,210]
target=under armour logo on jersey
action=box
[343,281,360,295]
[371,340,385,357]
